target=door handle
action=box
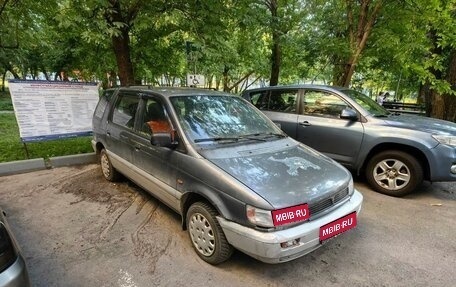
[299,121,311,126]
[106,131,111,136]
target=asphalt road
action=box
[0,164,455,287]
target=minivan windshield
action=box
[342,89,390,117]
[170,95,284,144]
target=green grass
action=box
[0,113,93,163]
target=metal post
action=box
[22,142,30,159]
[395,71,402,101]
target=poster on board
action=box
[8,80,100,142]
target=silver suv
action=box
[92,87,363,264]
[242,85,456,197]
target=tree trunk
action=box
[333,0,383,87]
[41,67,50,81]
[267,0,281,86]
[107,0,140,86]
[424,28,456,121]
[112,29,136,86]
[222,65,229,92]
[270,35,281,86]
[440,49,456,122]
[2,71,6,92]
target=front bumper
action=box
[218,190,363,264]
[429,144,456,181]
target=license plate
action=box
[319,212,357,241]
[271,203,310,226]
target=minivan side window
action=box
[139,98,172,136]
[301,91,347,118]
[111,93,140,128]
[251,90,298,113]
[94,89,115,119]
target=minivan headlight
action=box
[246,205,273,228]
[432,135,456,147]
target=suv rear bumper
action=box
[217,190,363,264]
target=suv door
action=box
[297,89,364,167]
[249,89,300,138]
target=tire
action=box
[365,150,423,197]
[100,149,119,182]
[186,202,233,265]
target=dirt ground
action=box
[0,164,455,287]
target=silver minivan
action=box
[92,87,363,264]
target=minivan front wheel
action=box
[366,150,423,197]
[186,202,233,265]
[100,149,119,182]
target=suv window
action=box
[251,90,298,113]
[111,93,140,128]
[301,90,347,118]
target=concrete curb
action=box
[49,153,97,168]
[0,158,46,176]
[0,153,98,177]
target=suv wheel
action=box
[366,150,423,197]
[186,202,233,265]
[100,149,119,181]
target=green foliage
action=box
[1,0,455,97]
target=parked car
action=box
[242,85,456,197]
[92,87,363,264]
[0,209,31,287]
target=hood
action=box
[383,114,456,135]
[203,143,351,209]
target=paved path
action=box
[0,165,455,287]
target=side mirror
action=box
[340,108,358,121]
[151,132,177,148]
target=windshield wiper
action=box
[233,132,287,141]
[194,137,240,143]
[254,132,287,139]
[237,133,268,142]
[239,132,287,141]
[194,133,286,143]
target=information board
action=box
[8,80,99,142]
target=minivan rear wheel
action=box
[100,149,119,182]
[186,202,233,265]
[366,150,423,197]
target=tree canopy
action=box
[1,0,455,120]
